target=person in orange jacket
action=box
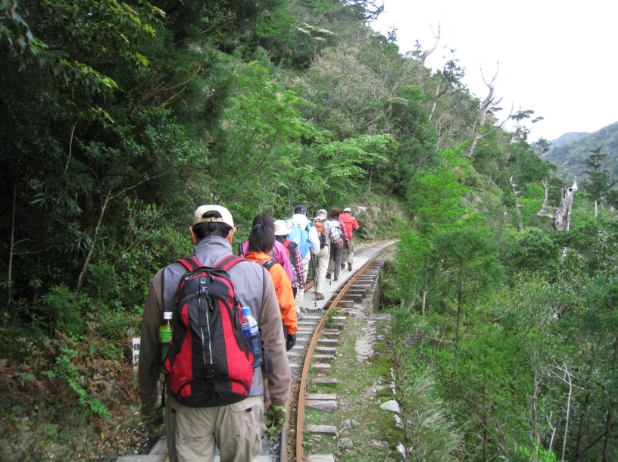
[245,222,298,349]
[340,207,360,272]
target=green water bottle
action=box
[159,311,173,371]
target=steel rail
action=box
[289,240,398,462]
[278,239,392,461]
[303,239,389,291]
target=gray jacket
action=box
[139,236,290,405]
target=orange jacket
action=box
[245,251,298,334]
[340,212,360,240]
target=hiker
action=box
[139,205,290,462]
[245,223,298,349]
[287,204,320,309]
[273,220,305,299]
[340,207,360,271]
[245,223,298,409]
[312,209,331,300]
[238,213,294,286]
[326,208,348,282]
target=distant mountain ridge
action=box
[549,132,589,149]
[544,121,618,179]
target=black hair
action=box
[330,207,341,219]
[192,210,232,240]
[252,213,275,230]
[248,224,275,254]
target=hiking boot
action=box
[348,262,352,271]
[316,293,324,300]
[326,272,332,280]
[334,278,339,282]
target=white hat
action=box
[273,220,291,236]
[193,205,234,228]
[343,207,351,212]
[317,209,327,216]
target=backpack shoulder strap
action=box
[283,240,291,249]
[214,255,246,272]
[258,259,277,271]
[177,256,202,272]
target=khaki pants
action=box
[168,394,265,462]
[343,238,355,265]
[314,246,330,294]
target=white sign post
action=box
[132,337,140,373]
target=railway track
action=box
[118,239,398,462]
[279,239,399,462]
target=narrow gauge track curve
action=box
[278,239,399,462]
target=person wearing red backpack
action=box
[139,205,290,462]
[340,207,360,272]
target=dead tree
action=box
[510,176,525,231]
[467,64,512,158]
[419,23,440,64]
[538,179,578,231]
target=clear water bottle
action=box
[241,306,262,368]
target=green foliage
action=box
[407,148,474,233]
[503,227,559,277]
[42,286,91,337]
[581,146,616,205]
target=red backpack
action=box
[164,255,257,407]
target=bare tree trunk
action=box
[552,364,574,462]
[7,184,17,307]
[575,394,591,460]
[563,366,573,462]
[555,182,578,231]
[595,200,598,218]
[428,82,445,122]
[418,23,440,64]
[510,176,525,231]
[531,352,541,454]
[422,290,427,316]
[466,64,511,158]
[76,188,112,292]
[538,180,578,231]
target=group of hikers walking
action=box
[138,203,360,462]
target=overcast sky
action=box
[371,0,618,142]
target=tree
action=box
[407,148,473,233]
[431,227,504,341]
[582,146,616,217]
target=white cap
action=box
[273,220,291,236]
[193,205,234,228]
[344,207,351,212]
